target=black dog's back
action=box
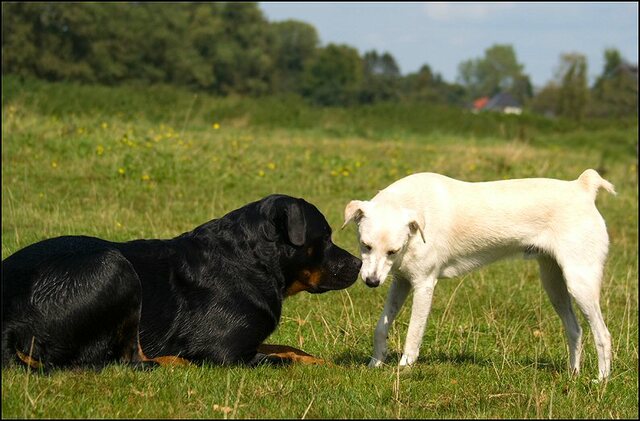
[2,236,142,368]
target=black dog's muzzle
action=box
[311,246,361,293]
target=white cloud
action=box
[423,2,516,22]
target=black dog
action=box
[2,194,362,370]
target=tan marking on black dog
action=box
[151,355,192,366]
[257,344,326,365]
[285,268,324,297]
[16,350,43,369]
[137,340,149,361]
[137,340,191,366]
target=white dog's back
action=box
[374,170,614,209]
[372,170,613,262]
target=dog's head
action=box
[341,200,425,288]
[258,195,362,297]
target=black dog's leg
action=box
[251,344,326,366]
[246,352,292,367]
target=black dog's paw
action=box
[247,352,293,367]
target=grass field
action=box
[2,77,638,418]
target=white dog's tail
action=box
[577,168,617,199]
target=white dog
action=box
[343,169,615,380]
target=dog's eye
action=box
[387,249,399,256]
[361,242,372,251]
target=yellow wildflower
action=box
[118,167,126,175]
[141,174,150,181]
[258,170,265,177]
[51,161,58,168]
[96,145,104,155]
[267,162,276,170]
[101,122,108,129]
[212,123,220,130]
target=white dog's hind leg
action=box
[537,255,583,376]
[562,262,612,381]
[399,276,437,367]
[369,276,411,367]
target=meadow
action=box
[1,76,638,419]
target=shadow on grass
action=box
[333,349,565,375]
[425,351,565,374]
[333,350,372,366]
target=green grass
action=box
[2,77,638,419]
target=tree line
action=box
[2,2,637,119]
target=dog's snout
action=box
[365,277,380,288]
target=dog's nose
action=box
[365,277,380,288]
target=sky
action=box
[260,2,638,89]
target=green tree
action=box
[168,3,224,90]
[2,3,40,79]
[401,64,437,102]
[401,64,466,106]
[457,44,532,103]
[529,82,561,117]
[90,3,180,85]
[359,50,400,103]
[270,20,319,94]
[556,53,589,121]
[591,48,638,117]
[213,2,274,95]
[2,3,97,82]
[602,48,623,77]
[302,43,363,106]
[1,2,277,94]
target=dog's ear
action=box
[262,196,311,246]
[406,209,426,243]
[282,199,307,246]
[342,200,366,229]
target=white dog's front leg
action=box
[399,278,437,367]
[369,276,411,367]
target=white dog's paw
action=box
[592,376,609,384]
[398,354,416,367]
[368,357,384,368]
